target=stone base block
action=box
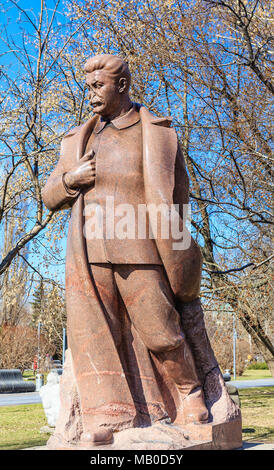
[182,417,242,450]
[47,417,242,451]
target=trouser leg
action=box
[113,264,208,424]
[89,263,122,347]
[113,264,183,353]
[71,263,122,445]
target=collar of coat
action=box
[63,103,177,172]
[93,103,140,133]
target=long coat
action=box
[42,105,202,303]
[42,105,204,433]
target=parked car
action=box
[223,369,231,382]
[51,360,63,375]
[52,360,62,368]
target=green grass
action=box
[236,369,272,381]
[0,385,273,449]
[22,370,36,381]
[22,370,49,384]
[0,404,50,450]
[240,387,274,443]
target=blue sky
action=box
[0,0,68,64]
[0,0,71,290]
[0,0,262,294]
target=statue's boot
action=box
[79,428,113,447]
[160,341,209,425]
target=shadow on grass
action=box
[242,426,274,443]
[0,436,49,450]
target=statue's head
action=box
[84,54,131,119]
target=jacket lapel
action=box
[140,105,178,207]
[76,115,98,161]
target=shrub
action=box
[0,324,55,373]
[246,361,269,370]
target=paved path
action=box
[230,378,274,389]
[0,391,41,407]
[22,441,274,450]
[0,378,273,407]
[241,441,274,450]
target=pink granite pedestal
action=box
[47,417,242,451]
[46,348,242,451]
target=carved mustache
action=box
[90,100,103,106]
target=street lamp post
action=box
[36,321,43,391]
[233,312,237,380]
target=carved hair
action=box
[84,54,131,91]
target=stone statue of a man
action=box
[42,55,240,449]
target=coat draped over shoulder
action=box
[42,105,203,435]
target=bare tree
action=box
[0,0,99,277]
[67,0,274,372]
[1,0,272,372]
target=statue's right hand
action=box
[64,150,96,189]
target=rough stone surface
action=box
[225,383,241,408]
[47,418,242,451]
[46,349,242,451]
[46,349,83,447]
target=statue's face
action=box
[86,69,123,119]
